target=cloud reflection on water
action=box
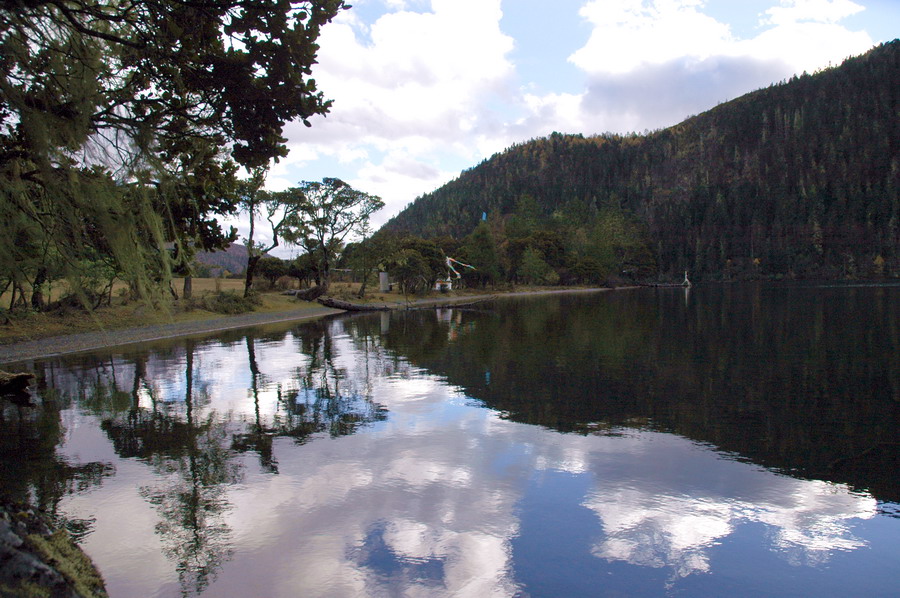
[211,329,878,596]
[37,315,885,597]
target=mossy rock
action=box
[0,501,107,598]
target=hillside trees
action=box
[383,41,900,280]
[460,222,500,287]
[0,0,347,306]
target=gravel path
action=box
[0,306,343,365]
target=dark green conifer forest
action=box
[382,40,900,282]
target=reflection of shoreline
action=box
[0,306,343,365]
[0,287,632,365]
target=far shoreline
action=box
[0,286,632,365]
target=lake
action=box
[2,283,899,597]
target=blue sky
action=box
[237,0,898,253]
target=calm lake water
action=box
[2,284,899,597]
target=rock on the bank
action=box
[0,501,107,598]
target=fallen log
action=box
[294,285,329,302]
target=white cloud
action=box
[280,0,516,223]
[266,145,320,191]
[352,153,458,228]
[571,0,734,75]
[513,0,875,137]
[56,319,883,596]
[310,1,515,147]
[264,0,880,226]
[763,0,865,26]
[736,20,872,75]
[570,0,870,77]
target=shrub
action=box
[194,291,261,314]
[275,275,294,291]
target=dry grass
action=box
[325,280,525,305]
[0,278,320,345]
[0,276,571,345]
[0,276,247,307]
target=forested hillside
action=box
[383,40,899,280]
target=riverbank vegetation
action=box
[0,278,310,344]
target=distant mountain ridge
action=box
[195,243,251,276]
[383,40,900,279]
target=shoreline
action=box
[0,306,343,365]
[0,286,628,365]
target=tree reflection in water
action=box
[0,370,113,540]
[4,321,388,597]
[376,285,900,503]
[231,320,387,467]
[92,342,240,597]
[3,285,896,597]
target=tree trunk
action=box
[183,275,193,300]
[321,247,330,288]
[295,282,328,302]
[244,254,261,297]
[10,283,27,310]
[30,267,47,311]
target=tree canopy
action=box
[282,178,384,289]
[1,0,347,305]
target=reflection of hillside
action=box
[376,287,900,502]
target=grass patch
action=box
[0,280,324,345]
[25,531,107,598]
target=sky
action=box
[237,0,899,255]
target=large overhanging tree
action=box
[0,0,347,304]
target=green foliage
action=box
[461,222,500,287]
[281,178,385,287]
[288,253,318,288]
[383,41,900,280]
[395,237,445,288]
[388,248,432,296]
[1,0,346,306]
[505,195,542,240]
[256,257,288,287]
[518,247,553,285]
